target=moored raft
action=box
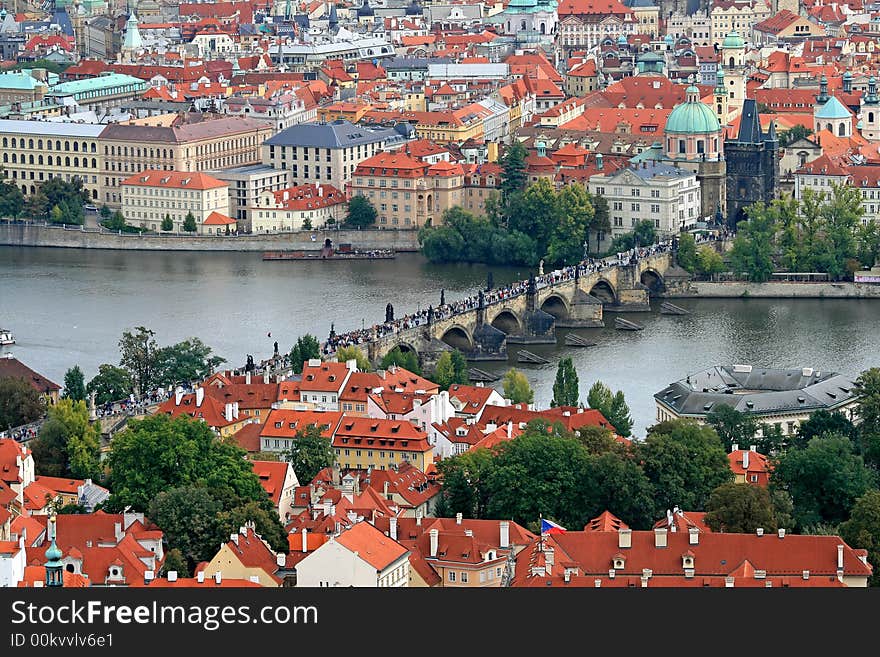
[660,301,690,315]
[468,367,500,382]
[564,333,596,347]
[614,317,644,331]
[516,349,551,364]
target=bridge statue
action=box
[385,303,394,323]
[329,323,336,340]
[478,289,485,309]
[440,289,445,307]
[486,271,494,291]
[245,354,255,372]
[538,259,544,276]
[273,341,279,356]
[427,305,434,326]
[527,273,536,296]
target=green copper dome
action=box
[722,31,744,49]
[665,88,721,134]
[814,95,851,120]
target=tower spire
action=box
[45,513,64,587]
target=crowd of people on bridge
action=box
[321,232,720,355]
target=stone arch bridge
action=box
[364,251,678,366]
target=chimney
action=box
[500,521,510,549]
[464,529,473,537]
[742,450,749,470]
[756,527,764,537]
[724,576,735,588]
[666,508,674,530]
[778,528,786,539]
[231,533,239,546]
[276,553,285,568]
[803,570,810,580]
[594,578,601,588]
[197,571,205,583]
[246,371,251,385]
[618,528,632,549]
[429,528,439,557]
[416,512,422,526]
[383,481,389,498]
[144,570,154,584]
[214,571,222,585]
[837,544,844,570]
[389,516,398,541]
[507,421,513,439]
[456,512,462,525]
[195,386,205,407]
[175,388,184,405]
[688,527,699,545]
[750,445,756,452]
[564,570,571,583]
[167,570,177,582]
[654,528,668,548]
[225,402,234,422]
[731,443,738,452]
[301,528,308,553]
[264,370,270,384]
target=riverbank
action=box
[666,280,880,298]
[0,222,421,252]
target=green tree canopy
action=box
[345,195,378,228]
[551,357,579,408]
[335,345,371,371]
[217,500,289,554]
[118,326,160,396]
[500,141,528,199]
[154,337,225,387]
[380,346,421,375]
[30,399,101,480]
[839,490,880,586]
[283,423,335,484]
[62,366,86,402]
[183,212,197,232]
[638,419,733,516]
[704,482,777,533]
[705,404,759,452]
[148,485,223,572]
[86,364,133,406]
[676,233,698,272]
[730,200,777,282]
[434,447,496,519]
[795,410,857,449]
[771,434,876,530]
[502,368,534,405]
[160,548,189,578]
[855,367,880,469]
[290,334,321,374]
[105,414,267,512]
[587,381,632,437]
[0,377,45,429]
[161,215,174,232]
[696,246,725,278]
[432,350,468,390]
[0,180,25,219]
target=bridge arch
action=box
[640,268,665,296]
[490,310,522,334]
[440,325,473,352]
[589,279,617,304]
[539,294,570,319]
[394,342,418,355]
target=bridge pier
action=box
[603,287,652,312]
[553,289,605,328]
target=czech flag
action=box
[541,518,567,535]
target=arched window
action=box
[697,140,705,154]
[47,155,53,165]
[729,57,735,68]
[827,123,833,132]
[798,152,808,167]
[28,154,34,164]
[65,141,70,151]
[870,112,875,123]
[91,143,96,153]
[38,155,43,165]
[92,158,97,168]
[839,123,846,136]
[679,139,686,154]
[37,140,43,149]
[540,22,546,34]
[28,139,33,149]
[74,157,79,167]
[10,138,16,148]
[1,138,6,148]
[65,156,70,167]
[73,142,78,152]
[2,154,6,163]
[56,141,61,150]
[11,153,16,164]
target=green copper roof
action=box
[665,92,721,135]
[0,71,43,90]
[814,95,851,119]
[722,31,744,49]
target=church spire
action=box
[817,74,829,105]
[45,513,64,587]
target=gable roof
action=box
[0,357,60,393]
[335,520,409,571]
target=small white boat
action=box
[0,328,15,345]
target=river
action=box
[2,246,879,437]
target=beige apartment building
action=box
[100,115,274,206]
[0,119,105,201]
[120,170,231,233]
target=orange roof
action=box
[232,422,262,453]
[132,576,262,587]
[728,448,771,477]
[203,211,236,225]
[157,390,242,429]
[354,151,428,178]
[222,526,282,584]
[300,361,352,393]
[334,416,430,452]
[587,511,629,532]
[261,409,343,439]
[252,460,292,506]
[335,521,409,571]
[18,566,89,587]
[204,381,278,409]
[0,438,30,485]
[121,170,228,190]
[448,384,497,414]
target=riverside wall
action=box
[665,280,880,298]
[0,222,422,252]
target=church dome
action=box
[664,33,674,45]
[665,86,721,134]
[508,0,539,8]
[815,95,851,120]
[617,34,628,46]
[357,0,375,17]
[638,51,663,63]
[722,31,744,49]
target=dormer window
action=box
[613,553,626,570]
[682,552,695,569]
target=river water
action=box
[2,246,879,437]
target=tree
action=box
[705,404,759,452]
[99,205,111,221]
[30,399,101,480]
[729,201,776,281]
[35,178,87,225]
[419,207,538,266]
[335,345,370,371]
[795,409,857,449]
[839,490,880,586]
[696,246,725,278]
[547,182,594,267]
[506,178,560,260]
[345,195,378,228]
[302,217,312,231]
[289,334,321,374]
[283,423,335,484]
[632,219,657,247]
[435,447,496,519]
[855,221,880,268]
[638,419,733,515]
[380,346,421,375]
[0,180,25,219]
[586,381,631,436]
[161,215,174,232]
[0,377,45,429]
[160,548,189,578]
[771,434,876,530]
[433,351,457,390]
[582,451,657,530]
[183,212,197,233]
[118,326,159,396]
[704,482,777,533]
[62,366,86,402]
[502,368,534,405]
[551,357,579,407]
[154,337,225,387]
[855,367,880,469]
[676,233,698,272]
[450,350,469,386]
[148,485,223,571]
[104,414,267,512]
[818,182,863,281]
[86,364,133,406]
[778,124,812,147]
[217,500,288,554]
[103,210,127,231]
[500,141,528,200]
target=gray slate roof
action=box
[655,365,859,417]
[264,119,406,149]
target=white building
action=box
[120,170,232,233]
[0,537,26,587]
[250,183,347,233]
[589,161,701,239]
[295,521,410,587]
[367,389,457,458]
[208,164,291,232]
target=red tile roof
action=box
[33,476,83,496]
[261,409,343,439]
[300,361,352,393]
[204,382,278,410]
[232,422,263,453]
[586,511,629,532]
[334,417,431,453]
[221,526,282,584]
[18,566,89,587]
[132,576,262,587]
[269,184,346,211]
[203,211,236,226]
[0,439,30,486]
[121,170,228,190]
[754,9,802,34]
[156,390,241,429]
[335,521,409,571]
[0,357,60,393]
[251,460,293,506]
[448,384,497,414]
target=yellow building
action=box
[120,170,231,232]
[202,525,284,587]
[317,101,374,123]
[333,416,433,472]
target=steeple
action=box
[765,119,777,143]
[866,76,879,105]
[45,514,64,587]
[122,10,143,53]
[714,65,725,97]
[816,74,829,104]
[328,2,338,27]
[843,71,853,94]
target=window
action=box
[750,474,759,483]
[461,572,468,583]
[448,571,456,582]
